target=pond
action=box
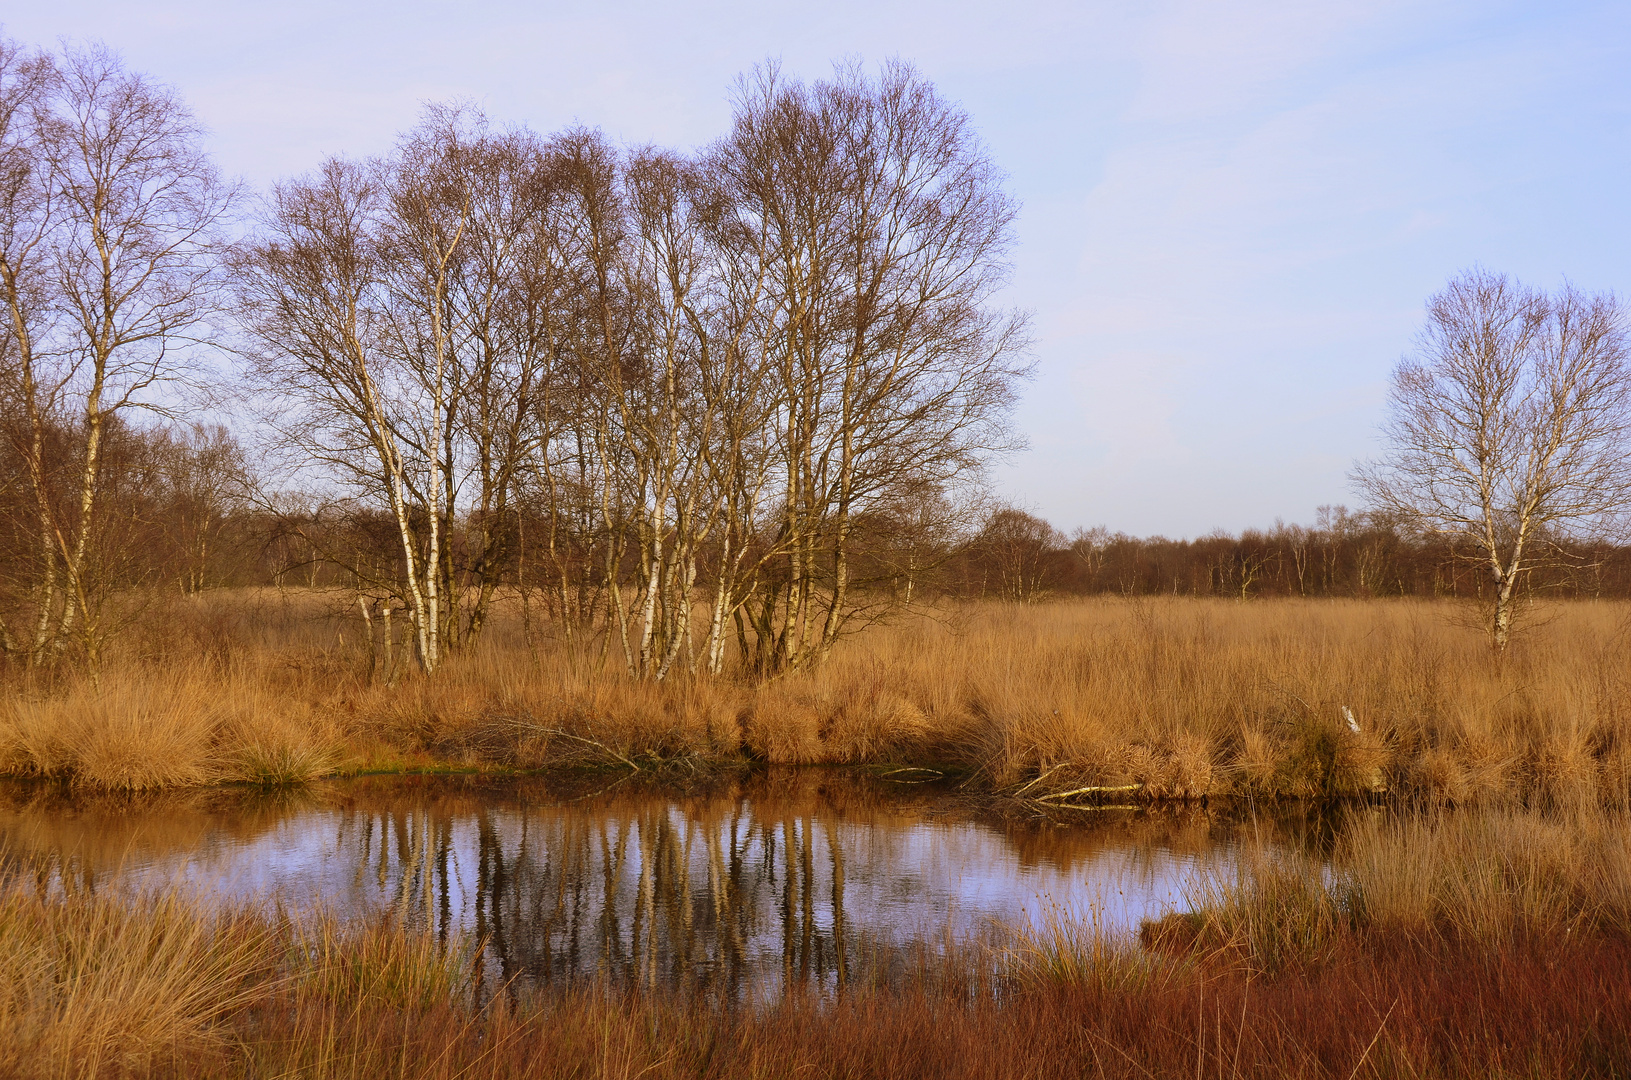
[0,770,1334,997]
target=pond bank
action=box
[5,596,1631,806]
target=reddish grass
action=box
[4,828,1628,1079]
[198,934,1630,1079]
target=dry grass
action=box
[0,876,479,1080]
[2,814,1629,1079]
[1343,804,1631,939]
[1143,803,1631,976]
[5,591,1631,803]
[0,882,282,1077]
[998,900,1168,993]
[870,596,1631,805]
[0,663,338,791]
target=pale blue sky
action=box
[7,1,1629,537]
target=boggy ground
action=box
[3,803,1628,1079]
[2,591,1630,806]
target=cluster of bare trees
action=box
[5,34,1628,674]
[0,41,234,668]
[0,41,1027,678]
[234,62,1028,679]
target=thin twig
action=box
[1346,998,1398,1080]
[1013,762,1065,798]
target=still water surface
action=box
[0,771,1331,995]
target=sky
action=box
[6,1,1629,538]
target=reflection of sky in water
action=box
[106,808,1203,930]
[825,815,1202,937]
[0,778,1261,994]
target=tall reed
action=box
[1148,803,1631,974]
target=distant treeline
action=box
[942,507,1631,603]
[7,418,1625,613]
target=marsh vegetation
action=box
[3,594,1629,811]
[2,780,1627,1078]
[5,31,1631,1079]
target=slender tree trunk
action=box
[383,603,396,685]
[703,533,734,676]
[359,594,377,680]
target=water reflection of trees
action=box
[316,790,858,997]
[0,773,1345,996]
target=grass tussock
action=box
[0,664,338,791]
[0,875,474,1080]
[0,883,281,1077]
[5,590,1631,803]
[294,914,476,1010]
[1144,803,1631,975]
[998,901,1169,994]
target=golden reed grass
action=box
[1145,803,1631,975]
[0,875,474,1080]
[0,883,282,1077]
[3,591,1630,803]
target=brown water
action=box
[0,770,1333,996]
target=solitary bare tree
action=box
[1355,269,1631,648]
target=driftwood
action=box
[508,721,643,771]
[878,767,945,784]
[1046,803,1139,811]
[1034,783,1143,802]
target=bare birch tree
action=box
[1356,269,1631,648]
[241,111,580,673]
[0,42,233,668]
[240,66,1028,682]
[0,37,57,662]
[436,121,559,645]
[714,61,1030,674]
[237,157,449,671]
